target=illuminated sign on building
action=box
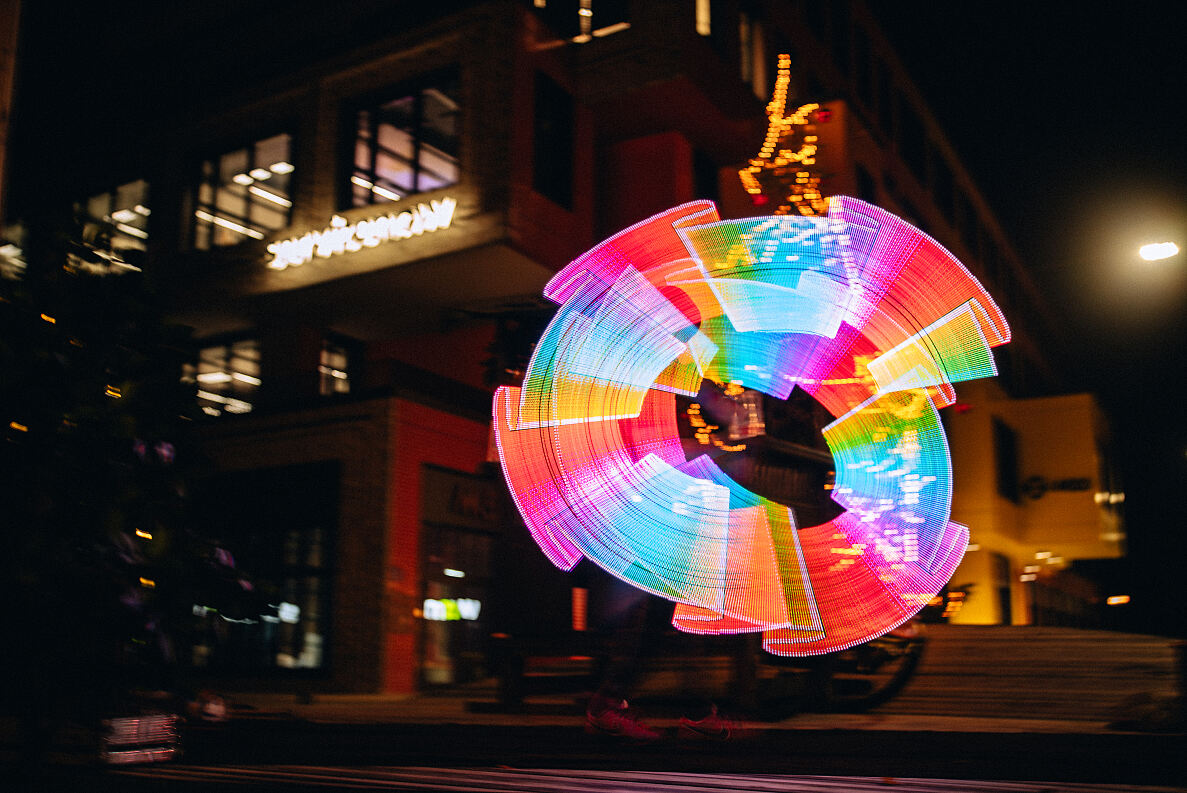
[422,597,481,621]
[266,196,457,270]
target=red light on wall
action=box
[571,586,588,631]
[814,109,832,123]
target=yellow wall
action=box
[942,381,1123,624]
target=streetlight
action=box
[1138,241,1179,261]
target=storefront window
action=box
[420,466,499,686]
[183,338,260,416]
[194,133,294,249]
[190,462,337,674]
[349,71,460,207]
[421,525,492,685]
[80,179,151,253]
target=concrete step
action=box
[875,625,1181,721]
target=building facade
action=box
[6,0,1122,694]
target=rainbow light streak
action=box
[493,197,1010,655]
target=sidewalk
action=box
[223,683,1140,735]
[186,682,1186,784]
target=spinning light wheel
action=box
[493,197,1009,655]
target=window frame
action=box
[78,178,152,254]
[192,131,296,250]
[341,67,462,211]
[183,334,262,417]
[319,334,358,397]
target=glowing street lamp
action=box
[1138,241,1179,261]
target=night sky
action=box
[871,3,1187,633]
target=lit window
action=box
[319,339,350,396]
[194,134,293,249]
[350,71,460,207]
[79,179,151,253]
[696,0,711,35]
[183,338,260,416]
[739,12,767,99]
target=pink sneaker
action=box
[585,699,662,742]
[678,705,742,741]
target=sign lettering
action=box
[267,197,457,270]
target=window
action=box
[194,133,294,249]
[350,72,460,208]
[319,338,351,396]
[532,72,574,208]
[184,338,261,416]
[80,179,151,253]
[420,466,500,685]
[191,461,337,674]
[695,0,712,36]
[739,11,767,99]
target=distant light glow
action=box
[1106,595,1131,606]
[738,54,826,216]
[1139,242,1179,261]
[444,568,466,578]
[494,197,1009,655]
[422,598,481,621]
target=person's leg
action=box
[588,573,649,709]
[585,574,661,740]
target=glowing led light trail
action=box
[493,197,1009,655]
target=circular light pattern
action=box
[493,197,1009,655]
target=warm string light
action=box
[738,53,828,216]
[493,197,1009,655]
